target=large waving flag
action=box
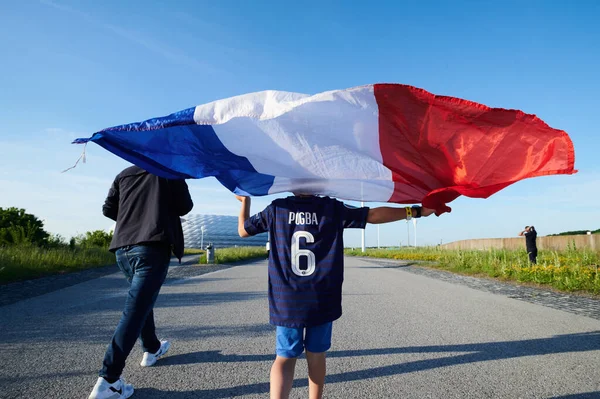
[74,84,575,213]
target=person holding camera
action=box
[519,225,538,264]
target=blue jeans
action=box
[100,244,171,381]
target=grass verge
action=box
[345,247,600,295]
[184,248,206,255]
[0,245,115,284]
[198,246,267,265]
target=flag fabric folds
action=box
[74,84,575,213]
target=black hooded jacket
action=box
[103,166,193,261]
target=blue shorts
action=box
[275,322,333,358]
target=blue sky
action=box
[0,0,599,247]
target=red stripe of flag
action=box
[374,83,576,214]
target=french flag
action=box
[74,84,575,213]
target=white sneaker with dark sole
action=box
[88,377,134,399]
[140,339,170,367]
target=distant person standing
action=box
[519,225,538,264]
[88,166,193,399]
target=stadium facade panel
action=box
[182,214,268,248]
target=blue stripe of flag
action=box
[73,107,275,195]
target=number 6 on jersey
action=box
[291,231,316,276]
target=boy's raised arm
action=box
[367,206,436,224]
[236,195,251,237]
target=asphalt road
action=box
[1,257,599,399]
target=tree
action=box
[548,229,600,236]
[75,230,113,249]
[0,207,49,246]
[46,233,68,249]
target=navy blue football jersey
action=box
[244,196,369,327]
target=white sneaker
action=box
[140,340,170,367]
[88,377,134,399]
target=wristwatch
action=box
[412,206,422,218]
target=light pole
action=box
[413,218,417,247]
[200,225,205,249]
[361,201,366,252]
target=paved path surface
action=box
[1,257,599,398]
[0,255,224,306]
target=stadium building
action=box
[182,214,268,248]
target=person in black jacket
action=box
[519,225,538,264]
[89,166,193,399]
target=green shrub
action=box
[74,230,113,249]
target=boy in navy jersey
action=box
[236,194,436,399]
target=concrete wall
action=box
[441,234,599,251]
